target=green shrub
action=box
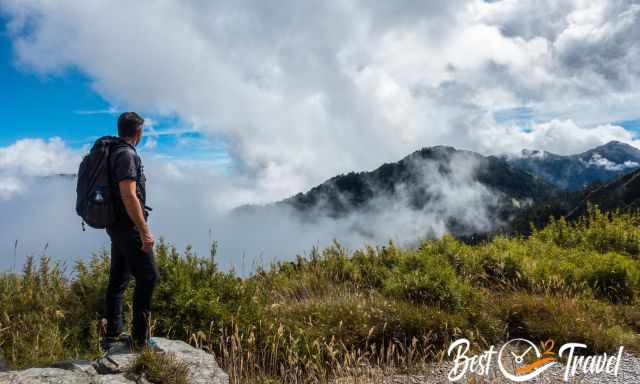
[0,256,85,368]
[382,250,470,309]
[495,294,638,353]
[151,240,262,341]
[580,252,640,303]
[532,206,640,256]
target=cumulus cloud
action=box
[0,137,80,199]
[472,119,640,156]
[553,2,640,90]
[2,0,640,198]
[477,0,577,40]
[0,137,80,176]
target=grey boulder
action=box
[0,337,228,384]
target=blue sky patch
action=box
[617,119,640,134]
[0,29,231,168]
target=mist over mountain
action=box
[505,141,640,191]
[19,140,640,271]
[238,141,640,241]
[237,146,557,239]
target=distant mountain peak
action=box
[400,145,476,164]
[602,140,630,147]
[507,140,640,191]
[579,140,640,162]
[269,144,556,239]
[409,145,457,156]
[589,140,638,152]
[515,148,565,162]
[520,149,547,159]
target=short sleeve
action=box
[112,149,138,183]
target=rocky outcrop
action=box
[0,338,228,384]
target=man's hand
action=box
[119,179,154,252]
[140,225,155,252]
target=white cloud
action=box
[142,137,157,151]
[474,119,640,156]
[2,0,640,199]
[73,106,119,115]
[586,153,639,171]
[0,138,508,273]
[0,137,80,199]
[0,176,108,271]
[0,137,80,176]
[0,175,24,200]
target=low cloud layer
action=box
[0,142,509,274]
[0,134,637,273]
[586,153,640,171]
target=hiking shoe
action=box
[128,337,160,353]
[100,333,131,353]
[147,338,158,350]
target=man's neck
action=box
[122,137,137,146]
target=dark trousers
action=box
[105,223,159,344]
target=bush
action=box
[532,206,640,256]
[495,294,636,354]
[0,256,79,368]
[581,252,640,303]
[382,250,470,309]
[151,240,262,342]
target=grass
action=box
[129,349,190,384]
[0,206,639,383]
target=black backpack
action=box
[75,136,120,229]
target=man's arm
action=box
[118,179,154,252]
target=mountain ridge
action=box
[237,141,640,239]
[505,140,640,191]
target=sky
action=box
[0,27,231,163]
[1,0,640,272]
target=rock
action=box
[94,343,138,375]
[0,337,228,384]
[91,374,136,384]
[152,338,228,384]
[50,360,97,376]
[0,368,91,384]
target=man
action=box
[103,112,158,350]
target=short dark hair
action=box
[117,112,144,137]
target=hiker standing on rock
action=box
[76,112,158,350]
[104,112,158,350]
